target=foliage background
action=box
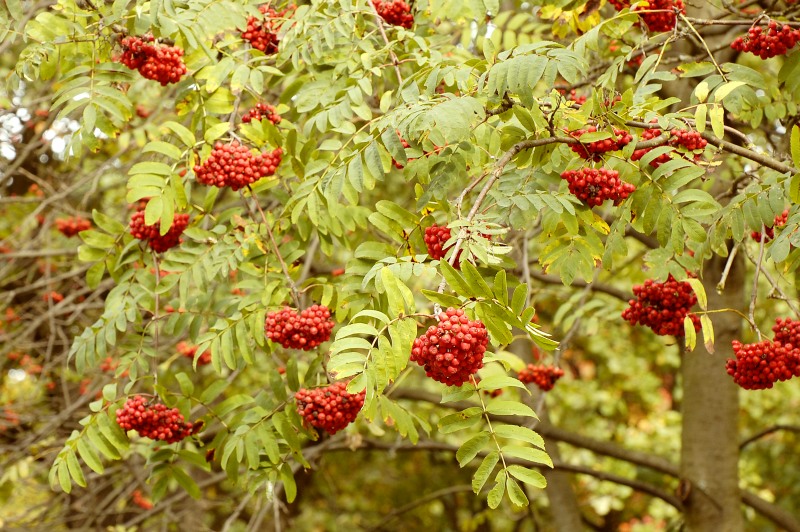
[2,0,800,530]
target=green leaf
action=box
[709,105,725,138]
[493,270,508,305]
[472,451,499,494]
[171,466,201,499]
[506,478,529,506]
[502,445,553,467]
[685,278,707,310]
[280,463,297,503]
[792,126,800,170]
[477,375,529,392]
[77,438,104,474]
[440,260,475,298]
[507,464,547,488]
[461,261,494,299]
[485,401,538,419]
[57,461,72,493]
[456,431,490,467]
[493,425,545,449]
[438,407,483,434]
[700,314,715,354]
[66,449,87,488]
[487,477,505,508]
[684,316,697,352]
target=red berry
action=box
[265,305,335,350]
[607,0,685,33]
[410,308,489,386]
[115,395,194,443]
[622,275,700,337]
[751,209,789,243]
[295,381,365,434]
[242,102,282,125]
[55,216,92,237]
[517,364,565,392]
[726,340,800,390]
[372,0,414,29]
[560,168,635,207]
[568,126,632,161]
[731,21,800,59]
[193,140,282,191]
[129,207,190,253]
[118,35,187,85]
[240,4,296,53]
[177,341,212,366]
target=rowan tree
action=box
[2,0,800,530]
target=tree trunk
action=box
[680,251,744,531]
[540,405,584,532]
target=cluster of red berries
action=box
[118,35,187,86]
[751,209,789,242]
[193,141,282,191]
[558,88,587,105]
[132,489,154,510]
[241,4,295,53]
[670,129,706,151]
[731,21,800,59]
[295,381,365,434]
[265,305,335,350]
[242,103,282,125]
[55,216,91,237]
[372,0,414,29]
[560,168,636,207]
[517,364,565,392]
[622,275,700,337]
[129,211,190,252]
[726,340,800,390]
[568,126,632,161]
[608,0,685,33]
[115,396,193,443]
[410,307,489,386]
[424,223,457,261]
[631,127,671,168]
[632,126,707,168]
[43,291,65,304]
[177,341,212,366]
[772,317,800,346]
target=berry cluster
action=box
[410,307,489,386]
[295,381,365,434]
[115,395,193,443]
[56,216,92,237]
[241,4,295,54]
[670,129,707,151]
[622,275,701,337]
[242,103,282,125]
[517,364,565,392]
[177,341,212,366]
[568,126,632,161]
[558,88,587,105]
[631,127,707,168]
[726,340,800,390]
[424,223,456,260]
[772,317,800,347]
[118,35,187,86]
[43,291,65,303]
[731,21,800,59]
[560,168,636,207]
[751,209,789,242]
[372,0,414,29]
[608,0,685,33]
[129,211,190,253]
[264,305,335,350]
[193,141,282,191]
[132,490,154,510]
